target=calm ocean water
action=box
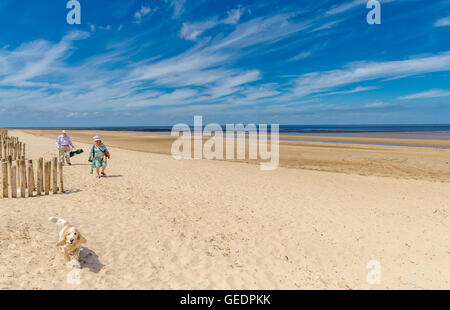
[15,124,450,135]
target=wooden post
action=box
[43,162,47,195]
[20,159,26,198]
[37,159,42,196]
[44,161,50,195]
[28,160,35,191]
[38,158,44,192]
[19,156,27,187]
[27,163,34,197]
[11,165,17,198]
[2,161,8,198]
[15,159,20,188]
[9,162,14,198]
[52,157,57,194]
[58,162,64,193]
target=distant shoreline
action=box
[6,124,450,135]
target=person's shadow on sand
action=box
[79,247,104,273]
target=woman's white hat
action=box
[93,136,101,141]
[62,130,66,133]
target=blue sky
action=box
[0,0,449,126]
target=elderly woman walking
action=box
[89,136,110,178]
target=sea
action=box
[14,124,450,135]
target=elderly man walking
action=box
[55,130,75,166]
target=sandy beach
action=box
[1,129,449,289]
[23,129,450,182]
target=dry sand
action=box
[1,130,449,289]
[23,129,450,182]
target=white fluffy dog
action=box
[48,216,87,264]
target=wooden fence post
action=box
[10,165,17,198]
[38,158,44,193]
[15,159,20,188]
[45,161,50,195]
[52,157,57,194]
[22,156,27,186]
[58,162,64,193]
[2,161,8,198]
[27,162,34,197]
[37,158,42,196]
[9,162,14,198]
[20,159,26,198]
[28,160,35,191]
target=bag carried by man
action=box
[70,149,84,157]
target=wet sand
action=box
[21,129,450,182]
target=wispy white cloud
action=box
[129,51,229,83]
[127,46,261,104]
[125,89,199,108]
[66,112,89,118]
[135,12,317,105]
[210,13,313,50]
[222,6,245,25]
[326,0,365,16]
[0,31,90,87]
[289,51,312,61]
[0,20,271,113]
[326,0,396,16]
[399,89,450,100]
[434,16,450,27]
[180,18,220,40]
[241,84,281,101]
[309,19,343,32]
[167,0,185,19]
[364,101,388,108]
[2,6,447,121]
[98,25,112,31]
[292,52,450,97]
[134,6,151,24]
[180,6,246,41]
[206,70,261,99]
[314,86,378,97]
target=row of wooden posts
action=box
[1,129,65,198]
[0,130,26,161]
[1,155,64,198]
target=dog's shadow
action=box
[79,247,104,273]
